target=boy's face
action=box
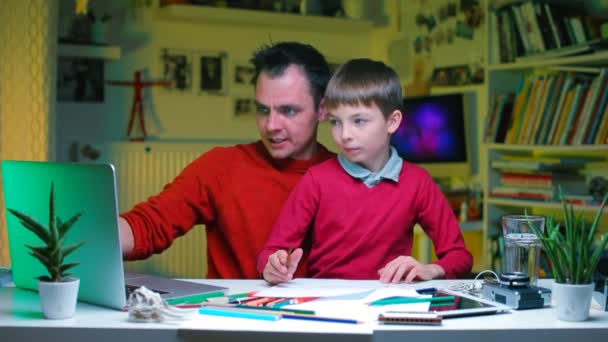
[255,65,322,160]
[327,103,401,172]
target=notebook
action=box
[2,160,227,310]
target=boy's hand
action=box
[378,256,445,283]
[262,248,303,284]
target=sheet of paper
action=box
[283,299,431,322]
[255,278,379,298]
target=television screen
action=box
[392,93,469,177]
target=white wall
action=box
[54,1,390,161]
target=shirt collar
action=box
[338,147,403,187]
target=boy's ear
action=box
[387,110,402,134]
[317,98,328,121]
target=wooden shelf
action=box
[430,84,485,95]
[487,197,605,212]
[155,4,373,33]
[487,50,608,71]
[485,143,608,152]
[58,44,121,60]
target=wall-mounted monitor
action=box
[392,93,471,178]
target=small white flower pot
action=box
[38,278,80,319]
[552,281,594,322]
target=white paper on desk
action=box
[255,278,377,298]
[284,299,431,322]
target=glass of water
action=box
[501,215,545,285]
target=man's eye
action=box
[279,106,298,116]
[256,105,270,115]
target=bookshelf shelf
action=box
[486,197,605,212]
[485,143,608,152]
[488,50,608,71]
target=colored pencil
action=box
[199,307,280,321]
[166,291,226,305]
[369,295,456,307]
[282,313,361,324]
[236,304,315,315]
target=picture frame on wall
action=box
[233,62,256,86]
[233,97,256,117]
[160,48,193,92]
[200,52,228,95]
[431,65,472,86]
[57,57,104,102]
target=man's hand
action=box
[378,256,445,283]
[262,248,303,284]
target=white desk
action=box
[1,279,607,342]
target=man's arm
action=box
[119,217,134,258]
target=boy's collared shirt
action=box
[338,147,403,188]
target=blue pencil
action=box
[282,313,360,324]
[199,307,281,321]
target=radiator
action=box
[100,141,237,279]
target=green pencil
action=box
[369,296,455,307]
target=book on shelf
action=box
[490,186,554,201]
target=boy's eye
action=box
[354,118,367,125]
[328,119,339,126]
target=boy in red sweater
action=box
[119,42,335,279]
[259,59,473,284]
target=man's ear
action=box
[387,110,403,134]
[317,98,328,121]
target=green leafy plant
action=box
[527,189,608,284]
[7,183,85,282]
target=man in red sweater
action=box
[119,42,335,279]
[259,59,473,284]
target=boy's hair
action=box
[325,58,403,118]
[251,42,330,110]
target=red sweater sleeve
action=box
[257,171,319,273]
[121,149,221,260]
[415,171,473,279]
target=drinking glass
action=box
[501,215,545,286]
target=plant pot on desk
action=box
[38,278,80,319]
[552,281,594,322]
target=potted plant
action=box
[527,189,608,322]
[7,183,85,319]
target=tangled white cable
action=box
[127,286,197,322]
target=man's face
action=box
[255,65,321,160]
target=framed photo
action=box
[431,65,471,86]
[57,57,104,102]
[200,52,228,94]
[233,97,256,117]
[160,48,193,92]
[233,62,256,86]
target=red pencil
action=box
[290,297,319,305]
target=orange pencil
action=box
[246,297,277,307]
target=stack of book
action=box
[490,156,591,202]
[484,68,608,145]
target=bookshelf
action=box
[482,0,608,271]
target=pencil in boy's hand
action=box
[286,247,294,267]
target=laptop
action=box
[2,160,226,310]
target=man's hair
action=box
[251,42,330,110]
[325,58,403,118]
